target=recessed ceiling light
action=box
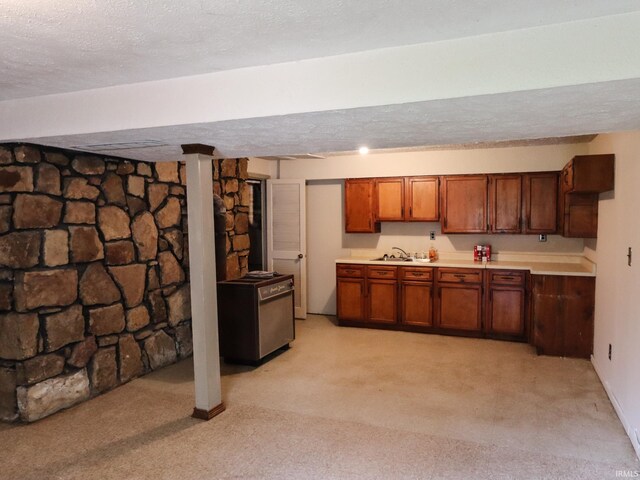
[359,146,369,155]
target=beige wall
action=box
[280,143,589,180]
[247,157,277,178]
[588,131,640,458]
[298,143,589,315]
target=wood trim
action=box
[192,402,226,420]
[181,144,216,156]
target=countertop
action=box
[335,255,596,277]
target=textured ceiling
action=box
[28,78,640,161]
[2,0,640,100]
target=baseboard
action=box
[591,355,640,460]
[192,402,226,421]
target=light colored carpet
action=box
[1,315,637,479]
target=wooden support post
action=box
[182,144,225,420]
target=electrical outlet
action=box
[608,343,612,360]
[539,234,547,242]
[430,231,436,241]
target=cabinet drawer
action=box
[401,267,433,282]
[337,264,365,278]
[488,270,525,286]
[367,266,398,279]
[437,268,482,284]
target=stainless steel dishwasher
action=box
[217,274,295,364]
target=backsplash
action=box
[344,221,585,258]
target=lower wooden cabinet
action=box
[530,275,595,358]
[400,282,433,327]
[485,270,527,339]
[336,277,366,322]
[368,279,398,324]
[400,266,433,327]
[337,263,592,357]
[435,268,483,333]
[336,265,399,326]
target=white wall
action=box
[588,131,640,458]
[298,143,589,315]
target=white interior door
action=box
[267,179,307,319]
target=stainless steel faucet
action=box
[391,247,409,258]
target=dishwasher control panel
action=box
[258,280,294,301]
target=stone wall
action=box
[0,144,250,422]
[214,157,251,280]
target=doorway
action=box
[246,178,266,272]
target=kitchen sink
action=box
[371,256,414,262]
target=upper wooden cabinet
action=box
[376,177,405,221]
[489,174,522,233]
[375,176,440,222]
[562,154,614,193]
[522,172,559,234]
[559,155,615,238]
[344,178,380,233]
[561,193,599,238]
[406,177,439,221]
[345,158,613,237]
[441,175,488,233]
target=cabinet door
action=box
[337,277,366,321]
[489,175,522,233]
[523,173,558,234]
[562,154,615,193]
[531,275,595,358]
[376,177,405,221]
[345,179,378,233]
[368,279,398,324]
[441,176,488,233]
[406,177,439,221]
[401,281,433,327]
[562,193,598,238]
[487,287,525,337]
[436,284,482,331]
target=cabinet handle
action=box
[409,206,413,217]
[498,276,515,280]
[453,274,466,278]
[444,217,448,228]
[378,271,388,275]
[413,273,424,277]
